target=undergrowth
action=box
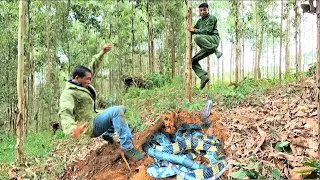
[0,73,309,179]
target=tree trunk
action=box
[242,37,245,79]
[273,29,276,77]
[316,0,320,157]
[46,0,51,83]
[221,39,224,81]
[294,0,301,78]
[285,11,290,74]
[163,0,168,75]
[234,0,240,83]
[185,0,192,102]
[279,0,284,81]
[131,2,135,74]
[67,0,71,76]
[16,0,25,162]
[266,32,269,78]
[257,25,264,79]
[207,57,211,89]
[109,69,112,95]
[147,0,155,73]
[217,52,220,82]
[254,0,258,80]
[172,29,176,79]
[230,45,233,82]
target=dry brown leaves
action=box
[218,75,319,178]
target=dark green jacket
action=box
[58,50,105,136]
[193,14,219,36]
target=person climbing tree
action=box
[186,2,222,89]
[58,44,145,161]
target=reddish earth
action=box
[61,110,229,180]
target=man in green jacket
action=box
[58,44,145,161]
[186,2,222,89]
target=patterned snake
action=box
[142,100,232,180]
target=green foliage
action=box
[231,159,264,179]
[126,109,148,132]
[52,130,66,140]
[0,131,53,163]
[270,168,281,180]
[182,100,203,111]
[275,141,291,153]
[295,158,320,178]
[145,73,167,89]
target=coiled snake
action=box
[142,100,232,180]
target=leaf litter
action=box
[7,76,319,179]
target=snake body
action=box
[142,100,232,180]
[143,124,231,180]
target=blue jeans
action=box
[92,106,133,151]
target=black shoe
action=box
[200,76,209,90]
[102,134,114,144]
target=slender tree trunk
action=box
[172,29,176,79]
[147,0,154,73]
[217,52,220,82]
[294,0,301,79]
[254,0,258,79]
[163,0,169,75]
[131,3,135,74]
[25,0,31,134]
[285,11,290,74]
[185,0,192,102]
[16,0,25,162]
[316,0,320,157]
[67,0,71,76]
[273,30,276,77]
[230,45,233,82]
[207,57,211,89]
[234,0,240,83]
[242,37,245,79]
[266,33,269,78]
[298,16,302,73]
[46,0,51,83]
[221,39,224,81]
[109,69,112,95]
[279,0,284,81]
[257,25,264,79]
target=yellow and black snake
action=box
[143,123,232,180]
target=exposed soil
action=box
[60,110,229,180]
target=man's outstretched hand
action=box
[102,44,112,54]
[71,121,88,139]
[186,25,194,32]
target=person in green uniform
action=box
[186,2,222,89]
[58,44,145,161]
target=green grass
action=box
[0,72,309,179]
[0,131,54,163]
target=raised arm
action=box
[88,44,112,78]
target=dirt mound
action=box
[60,110,229,180]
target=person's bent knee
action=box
[114,105,126,117]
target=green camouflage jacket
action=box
[193,14,219,36]
[58,50,105,136]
